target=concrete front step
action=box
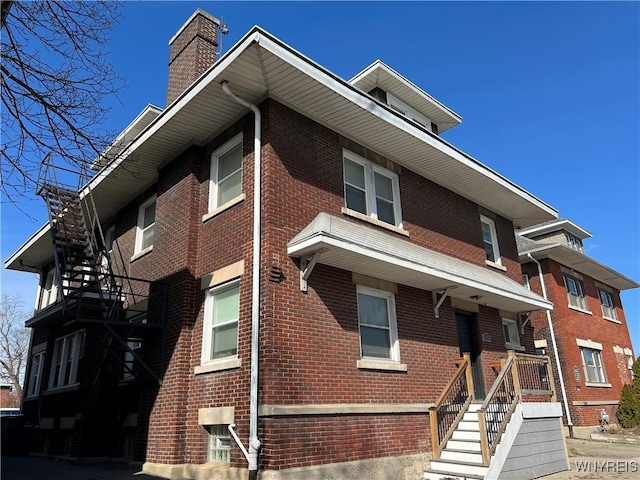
[441,448,484,463]
[429,459,489,477]
[446,439,482,452]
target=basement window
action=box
[207,425,231,463]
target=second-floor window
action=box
[480,215,501,265]
[135,195,156,254]
[48,331,85,389]
[564,275,587,311]
[343,150,402,227]
[41,268,59,308]
[209,133,243,212]
[598,289,617,321]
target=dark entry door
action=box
[455,312,486,400]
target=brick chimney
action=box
[167,9,220,105]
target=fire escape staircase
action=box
[425,351,556,480]
[36,156,167,386]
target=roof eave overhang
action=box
[519,219,592,240]
[289,232,552,314]
[520,245,639,291]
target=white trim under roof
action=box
[288,213,552,314]
[518,242,638,291]
[519,219,592,240]
[349,60,462,132]
[6,26,557,272]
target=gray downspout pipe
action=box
[527,253,574,438]
[221,81,262,478]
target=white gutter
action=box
[527,253,574,437]
[221,81,262,477]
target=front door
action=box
[455,311,486,400]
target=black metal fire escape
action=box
[36,155,167,386]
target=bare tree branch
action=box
[1,0,125,203]
[0,294,29,404]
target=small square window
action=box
[209,134,243,212]
[502,319,521,349]
[207,425,231,463]
[343,150,402,228]
[135,195,156,254]
[480,215,501,265]
[356,286,399,362]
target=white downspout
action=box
[527,253,574,438]
[221,81,262,476]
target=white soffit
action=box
[519,219,592,240]
[289,213,553,313]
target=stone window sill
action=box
[203,194,245,223]
[195,357,241,375]
[357,359,407,372]
[341,207,409,237]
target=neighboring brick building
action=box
[517,219,638,428]
[6,9,575,480]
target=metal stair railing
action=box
[429,352,474,461]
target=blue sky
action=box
[2,1,639,351]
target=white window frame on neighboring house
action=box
[134,195,156,254]
[580,346,607,384]
[48,331,85,389]
[502,318,523,350]
[26,345,46,398]
[598,289,617,321]
[343,150,403,228]
[356,285,400,363]
[480,215,501,266]
[209,133,243,212]
[564,274,588,311]
[207,425,231,463]
[201,281,240,365]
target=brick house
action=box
[6,9,572,480]
[517,219,638,429]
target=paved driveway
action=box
[1,456,162,480]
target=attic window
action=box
[386,93,434,133]
[564,232,584,252]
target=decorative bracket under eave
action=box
[432,287,453,318]
[299,249,326,292]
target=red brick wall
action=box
[523,258,635,426]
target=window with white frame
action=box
[343,150,402,227]
[135,196,156,254]
[26,350,45,397]
[386,93,435,132]
[522,273,530,290]
[480,215,501,265]
[598,289,617,320]
[202,282,239,364]
[41,268,59,308]
[564,275,587,311]
[502,319,522,349]
[207,425,231,463]
[580,347,607,383]
[564,232,584,252]
[356,286,399,362]
[209,133,243,211]
[48,331,85,389]
[101,225,115,270]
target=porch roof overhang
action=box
[288,213,553,314]
[6,26,556,273]
[519,243,639,291]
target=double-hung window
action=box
[598,289,617,321]
[480,215,501,265]
[580,347,607,384]
[135,195,156,254]
[48,331,85,389]
[356,286,399,362]
[207,425,231,463]
[202,282,240,364]
[209,133,243,212]
[26,349,45,397]
[564,275,587,311]
[41,268,60,308]
[343,150,402,228]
